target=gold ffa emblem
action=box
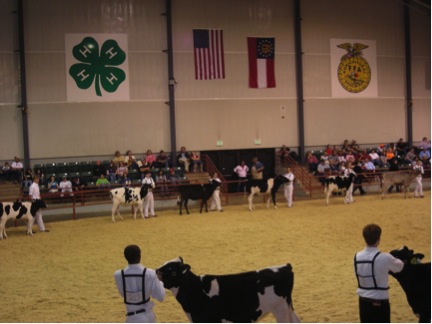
[337,43,371,93]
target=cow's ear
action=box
[182,264,191,274]
[179,256,184,264]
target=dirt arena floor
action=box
[0,192,430,323]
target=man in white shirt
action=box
[59,176,74,198]
[283,167,295,208]
[114,245,165,323]
[354,224,404,323]
[210,172,223,212]
[11,156,24,183]
[233,161,249,193]
[28,176,49,232]
[142,172,156,218]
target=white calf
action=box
[109,186,149,222]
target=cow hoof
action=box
[274,205,278,209]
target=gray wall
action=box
[0,0,430,163]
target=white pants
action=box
[144,192,155,217]
[210,189,222,211]
[284,184,294,207]
[414,176,423,197]
[35,210,46,231]
[179,157,190,172]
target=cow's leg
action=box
[184,199,190,215]
[381,181,388,199]
[139,202,145,219]
[112,203,123,222]
[199,199,208,213]
[248,193,254,211]
[132,203,138,220]
[26,217,34,236]
[0,219,5,239]
[272,302,301,323]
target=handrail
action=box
[201,154,228,194]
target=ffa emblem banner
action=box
[248,37,276,89]
[65,34,130,102]
[330,39,377,98]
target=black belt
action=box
[126,309,146,316]
[359,297,389,305]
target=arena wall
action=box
[0,0,430,162]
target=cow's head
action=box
[156,257,191,289]
[270,175,290,205]
[30,199,47,217]
[390,246,425,264]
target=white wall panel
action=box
[175,99,298,151]
[0,106,23,160]
[303,99,407,146]
[27,101,170,159]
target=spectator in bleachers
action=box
[2,162,12,182]
[112,150,125,167]
[59,176,74,198]
[48,176,59,193]
[356,149,369,164]
[339,161,347,175]
[380,148,389,167]
[92,160,107,177]
[177,146,191,173]
[328,159,339,173]
[345,150,356,164]
[11,156,24,184]
[106,162,117,183]
[120,172,131,187]
[156,150,170,169]
[403,148,417,165]
[368,149,384,167]
[419,148,431,167]
[306,152,319,173]
[324,144,333,155]
[115,161,128,181]
[125,150,138,170]
[341,139,350,153]
[385,148,395,163]
[96,174,110,189]
[364,158,376,172]
[377,143,386,155]
[168,167,180,185]
[396,138,408,157]
[145,150,157,168]
[72,176,85,191]
[337,150,346,164]
[156,169,168,197]
[190,151,203,173]
[417,136,431,152]
[34,168,45,185]
[320,151,329,162]
[350,140,360,154]
[316,160,330,184]
[22,168,34,192]
[138,160,151,175]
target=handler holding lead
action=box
[114,245,165,323]
[354,224,404,323]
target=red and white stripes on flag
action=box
[247,37,276,88]
[193,29,225,80]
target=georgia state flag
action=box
[247,37,276,89]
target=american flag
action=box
[193,29,225,80]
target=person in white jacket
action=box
[413,159,425,198]
[114,245,165,323]
[142,171,156,218]
[283,167,295,208]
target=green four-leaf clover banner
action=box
[66,34,130,102]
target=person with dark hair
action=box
[354,224,404,323]
[114,245,165,323]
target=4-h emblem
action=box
[336,43,371,93]
[69,37,126,97]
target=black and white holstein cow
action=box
[177,180,221,215]
[390,246,431,323]
[324,173,356,206]
[109,185,149,222]
[247,175,289,211]
[0,200,47,239]
[381,171,417,199]
[156,257,301,323]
